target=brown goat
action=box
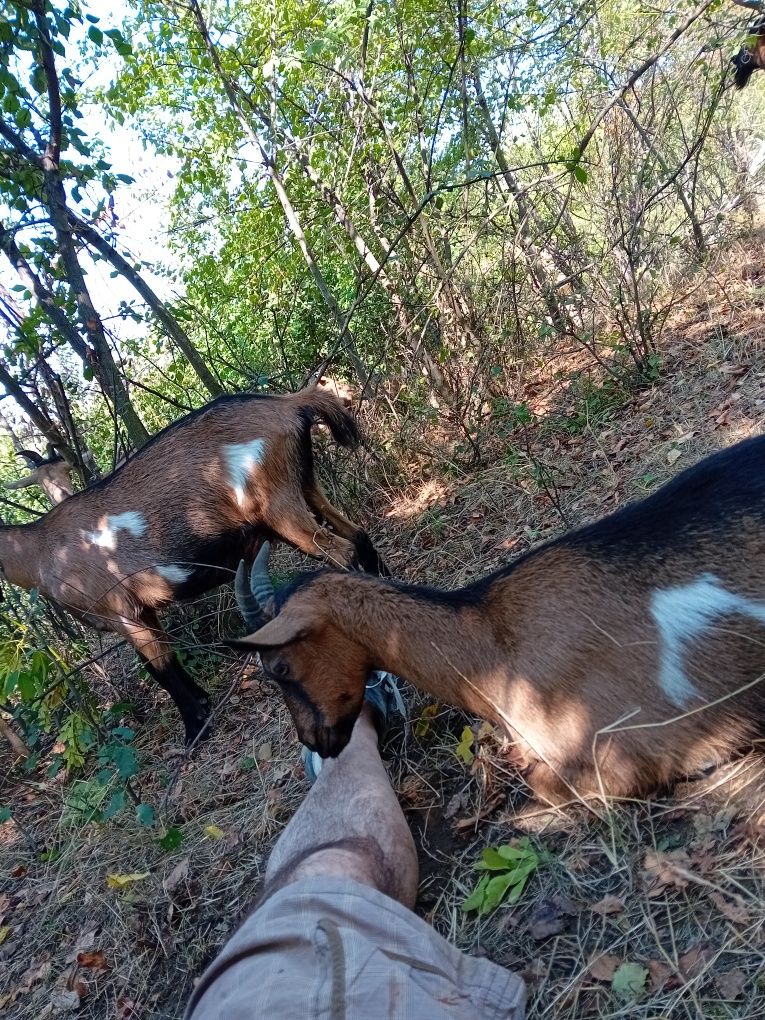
[5,447,74,506]
[231,435,765,803]
[0,388,387,743]
[731,17,765,88]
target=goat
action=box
[231,435,765,803]
[731,17,765,89]
[0,387,387,743]
[5,446,74,506]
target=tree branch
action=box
[31,0,63,164]
[575,0,716,161]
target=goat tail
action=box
[294,387,360,449]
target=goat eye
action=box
[271,661,291,680]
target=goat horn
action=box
[235,559,267,631]
[250,541,276,618]
[16,450,43,466]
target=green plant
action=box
[462,838,541,915]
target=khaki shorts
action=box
[185,876,526,1019]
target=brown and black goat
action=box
[5,446,74,506]
[231,435,765,803]
[731,17,765,89]
[0,388,387,743]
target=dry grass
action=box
[3,233,765,1017]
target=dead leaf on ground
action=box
[527,900,565,940]
[520,958,547,985]
[716,968,746,1000]
[678,944,715,981]
[666,447,682,465]
[50,988,83,1013]
[588,952,619,982]
[453,792,504,830]
[590,893,625,917]
[648,959,677,993]
[76,950,109,972]
[642,848,691,895]
[106,872,150,889]
[16,958,52,997]
[50,970,89,1014]
[163,857,190,895]
[115,998,136,1019]
[709,891,751,924]
[443,790,467,819]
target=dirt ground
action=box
[2,234,765,1018]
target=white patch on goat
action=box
[85,511,147,551]
[650,574,765,708]
[223,439,266,508]
[156,564,193,584]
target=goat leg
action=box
[304,484,390,576]
[122,613,212,744]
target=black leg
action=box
[353,530,390,577]
[142,654,212,744]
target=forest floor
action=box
[3,231,765,1018]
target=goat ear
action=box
[227,606,319,651]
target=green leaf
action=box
[461,874,490,913]
[455,725,474,765]
[479,848,513,870]
[573,164,588,184]
[157,826,184,852]
[136,803,155,828]
[87,25,103,45]
[480,870,527,914]
[612,962,648,1001]
[463,840,540,914]
[110,726,135,742]
[498,839,536,861]
[0,806,12,823]
[111,745,138,780]
[102,788,126,819]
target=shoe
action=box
[301,671,406,783]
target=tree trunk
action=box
[29,0,148,449]
[0,356,90,480]
[188,0,369,386]
[69,212,224,397]
[42,175,149,448]
[0,224,148,449]
[471,74,573,331]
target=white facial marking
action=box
[156,564,193,584]
[224,439,266,508]
[84,511,147,551]
[651,573,765,708]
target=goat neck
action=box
[309,570,511,722]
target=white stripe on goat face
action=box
[84,511,147,551]
[224,439,266,508]
[155,564,193,584]
[650,573,765,708]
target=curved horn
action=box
[16,449,43,466]
[235,559,267,632]
[249,541,275,617]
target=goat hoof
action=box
[184,718,213,746]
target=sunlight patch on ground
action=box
[384,479,452,521]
